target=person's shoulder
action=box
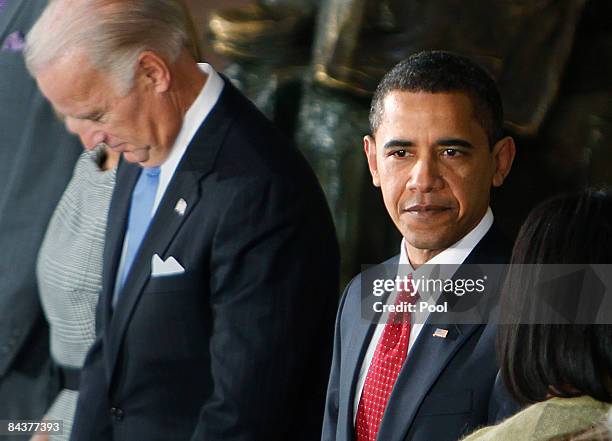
[203,87,322,199]
[462,397,611,441]
[62,150,95,182]
[535,396,611,430]
[71,148,115,184]
[460,424,496,441]
[466,222,513,265]
[214,79,280,139]
[461,401,547,441]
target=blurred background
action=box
[185,0,612,283]
[185,0,250,68]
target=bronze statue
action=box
[208,0,612,282]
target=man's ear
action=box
[491,136,516,187]
[136,51,171,93]
[364,135,381,187]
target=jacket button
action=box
[110,407,124,421]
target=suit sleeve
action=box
[487,370,521,424]
[321,280,353,441]
[190,176,339,441]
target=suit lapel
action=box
[339,262,397,440]
[103,82,235,380]
[373,224,511,441]
[376,322,480,441]
[104,165,203,377]
[101,160,139,333]
[339,307,376,440]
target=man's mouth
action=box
[402,204,454,218]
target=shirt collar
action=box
[159,62,224,174]
[153,63,224,210]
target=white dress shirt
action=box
[352,207,494,422]
[112,63,224,304]
[152,63,224,211]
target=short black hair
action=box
[369,50,504,147]
[498,188,612,404]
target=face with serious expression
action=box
[364,91,515,265]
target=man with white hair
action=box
[25,1,340,440]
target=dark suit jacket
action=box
[70,79,340,441]
[0,0,81,429]
[322,224,519,441]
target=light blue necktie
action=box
[118,166,161,293]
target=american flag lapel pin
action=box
[174,198,187,216]
[433,328,449,338]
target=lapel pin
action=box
[174,198,187,216]
[433,328,449,339]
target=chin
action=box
[403,229,459,253]
[122,151,150,164]
[408,239,451,253]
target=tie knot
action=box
[397,286,419,305]
[395,274,420,308]
[144,166,160,178]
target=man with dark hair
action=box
[322,51,518,441]
[369,51,504,146]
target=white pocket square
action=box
[151,254,185,277]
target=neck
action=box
[155,51,207,152]
[172,52,207,117]
[406,246,445,269]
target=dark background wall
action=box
[184,0,612,281]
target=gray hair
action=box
[25,0,192,95]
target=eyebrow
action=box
[383,139,415,149]
[52,107,103,122]
[383,138,474,149]
[436,138,474,149]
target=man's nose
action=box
[65,118,106,150]
[407,156,443,193]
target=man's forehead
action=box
[37,51,106,110]
[43,49,100,80]
[382,90,475,114]
[376,90,484,137]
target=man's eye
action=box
[442,148,461,157]
[392,150,407,158]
